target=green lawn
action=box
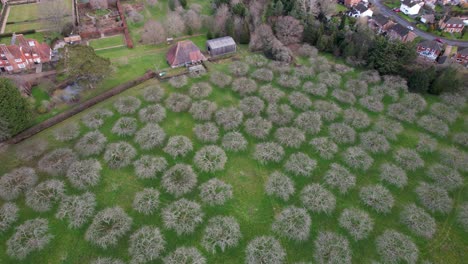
[89,35,125,50]
[7,3,39,22]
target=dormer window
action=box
[28,41,35,46]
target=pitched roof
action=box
[443,16,464,24]
[458,48,468,55]
[206,36,236,50]
[372,14,390,26]
[402,0,421,7]
[166,40,206,67]
[355,3,368,12]
[418,40,442,51]
[389,24,410,36]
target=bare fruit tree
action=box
[142,20,167,45]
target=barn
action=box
[166,40,206,68]
[206,36,237,57]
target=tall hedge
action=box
[0,78,31,140]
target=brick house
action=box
[0,34,51,73]
[387,24,417,42]
[368,14,395,33]
[439,16,465,33]
[454,47,468,65]
[416,40,442,61]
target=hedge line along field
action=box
[0,48,467,264]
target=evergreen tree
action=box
[0,78,31,139]
[429,67,462,95]
[407,67,435,93]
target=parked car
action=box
[407,26,414,30]
[393,8,401,12]
[434,38,444,43]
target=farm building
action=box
[206,36,237,57]
[166,40,206,68]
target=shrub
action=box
[267,104,295,125]
[189,82,212,99]
[38,148,78,176]
[302,81,328,97]
[25,180,65,212]
[310,137,338,160]
[139,104,166,123]
[394,148,424,171]
[259,85,285,103]
[313,100,342,122]
[111,117,138,136]
[202,216,242,253]
[169,75,188,88]
[415,182,453,214]
[297,43,318,57]
[294,111,322,135]
[132,188,160,215]
[359,95,384,112]
[245,54,269,67]
[417,115,449,136]
[439,147,468,172]
[244,117,272,139]
[0,167,38,201]
[339,208,374,241]
[222,131,247,152]
[66,159,102,190]
[301,184,336,214]
[387,103,417,122]
[85,207,132,249]
[288,92,312,110]
[314,231,351,264]
[400,93,427,113]
[345,79,368,97]
[284,152,316,177]
[75,131,107,157]
[163,247,206,264]
[324,163,356,194]
[329,123,356,145]
[56,192,96,229]
[373,117,403,140]
[134,155,167,179]
[0,202,19,232]
[376,230,419,264]
[277,74,301,89]
[81,108,113,129]
[427,163,463,191]
[229,61,249,76]
[400,204,436,239]
[332,89,356,105]
[232,77,257,97]
[162,164,197,197]
[359,185,394,214]
[15,139,48,161]
[7,218,52,260]
[453,132,468,147]
[143,85,165,102]
[129,226,166,264]
[215,107,243,130]
[104,142,137,169]
[210,71,232,88]
[360,131,390,154]
[265,171,295,201]
[272,206,311,242]
[344,108,370,129]
[53,122,80,142]
[457,203,468,231]
[164,91,193,113]
[251,68,274,82]
[135,123,167,150]
[245,236,285,264]
[199,179,233,206]
[91,257,125,264]
[253,142,285,164]
[275,127,305,148]
[114,96,141,114]
[416,134,438,153]
[194,122,219,143]
[164,136,193,158]
[194,145,227,173]
[189,100,217,121]
[239,96,265,116]
[162,199,204,235]
[379,163,407,188]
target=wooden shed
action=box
[206,36,236,57]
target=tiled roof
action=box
[418,40,442,51]
[373,14,390,26]
[458,48,468,55]
[166,40,206,67]
[355,3,368,12]
[443,16,464,25]
[389,24,410,36]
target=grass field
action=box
[89,35,126,50]
[0,50,466,263]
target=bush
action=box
[239,96,265,116]
[267,104,295,125]
[314,231,351,264]
[135,123,166,150]
[139,104,166,123]
[359,95,384,112]
[288,92,312,110]
[134,155,168,179]
[329,123,356,145]
[0,167,38,201]
[427,163,463,191]
[275,127,305,148]
[400,204,436,239]
[277,74,301,89]
[229,61,249,77]
[246,54,269,67]
[439,147,468,172]
[114,96,141,114]
[169,75,188,88]
[310,137,338,160]
[265,171,295,201]
[313,100,342,122]
[85,207,132,249]
[15,139,48,161]
[359,185,394,214]
[165,93,192,112]
[143,85,165,103]
[189,100,217,121]
[111,117,138,137]
[373,117,403,140]
[416,134,437,153]
[75,131,107,157]
[284,152,316,177]
[66,159,102,190]
[376,230,419,264]
[453,132,468,148]
[202,216,242,253]
[7,218,52,260]
[194,122,219,143]
[194,145,227,173]
[129,226,166,264]
[332,89,356,105]
[164,136,193,158]
[343,108,370,129]
[415,182,452,214]
[162,199,204,235]
[199,179,233,206]
[25,180,65,212]
[297,43,318,57]
[317,72,341,88]
[162,164,197,197]
[345,79,368,97]
[324,163,356,194]
[215,107,243,130]
[259,85,285,103]
[163,247,206,264]
[210,71,232,88]
[56,192,96,229]
[53,122,80,142]
[251,68,274,82]
[339,208,374,241]
[294,111,321,135]
[189,82,212,99]
[387,103,417,122]
[222,132,247,152]
[300,184,336,214]
[132,188,160,215]
[379,163,407,188]
[0,202,19,232]
[272,206,311,242]
[245,236,286,264]
[104,142,137,169]
[302,81,328,97]
[91,257,125,264]
[360,131,390,154]
[457,203,468,232]
[244,117,272,139]
[394,148,424,171]
[253,142,285,164]
[38,148,78,176]
[232,78,257,97]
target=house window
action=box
[28,41,35,46]
[447,23,451,27]
[18,63,25,69]
[14,59,22,63]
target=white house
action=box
[400,0,424,15]
[348,3,373,18]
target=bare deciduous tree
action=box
[274,16,303,45]
[142,20,167,45]
[7,218,53,260]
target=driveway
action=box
[370,0,468,47]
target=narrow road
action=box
[370,0,468,47]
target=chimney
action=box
[11,33,16,45]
